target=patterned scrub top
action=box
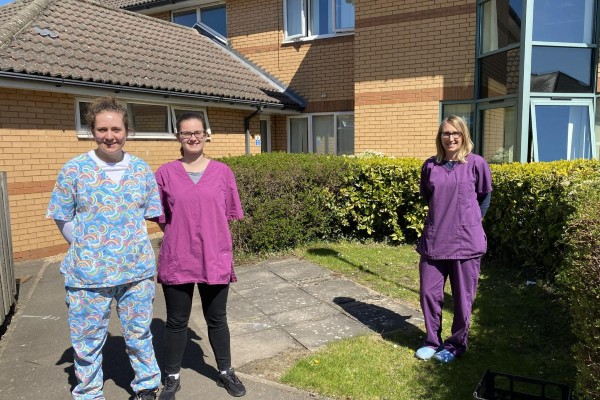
[46,153,162,288]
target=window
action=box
[288,113,354,155]
[480,0,522,54]
[172,4,227,38]
[75,99,209,140]
[531,100,594,161]
[481,106,517,163]
[284,0,354,40]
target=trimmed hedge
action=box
[557,179,600,400]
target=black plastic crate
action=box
[473,370,571,400]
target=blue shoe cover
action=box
[415,346,437,360]
[432,349,456,363]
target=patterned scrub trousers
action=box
[65,278,160,399]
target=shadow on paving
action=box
[55,319,218,399]
[413,259,577,400]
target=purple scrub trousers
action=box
[419,256,481,356]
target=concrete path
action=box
[0,251,423,400]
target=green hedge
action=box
[484,160,600,279]
[557,179,600,400]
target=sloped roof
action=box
[103,0,161,9]
[0,0,302,109]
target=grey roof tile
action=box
[0,0,301,108]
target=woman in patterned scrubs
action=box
[46,97,162,400]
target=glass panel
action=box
[286,0,303,37]
[479,48,520,98]
[533,0,594,44]
[201,5,227,37]
[311,0,332,35]
[335,0,354,30]
[442,104,474,135]
[531,47,593,93]
[129,104,169,133]
[313,115,335,154]
[481,106,516,163]
[481,0,522,53]
[78,101,90,130]
[595,101,600,158]
[260,120,269,153]
[534,104,592,161]
[337,115,354,155]
[173,9,198,27]
[290,118,308,153]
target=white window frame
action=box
[171,3,227,42]
[283,0,354,42]
[286,112,354,154]
[530,98,596,161]
[260,115,272,152]
[75,98,209,140]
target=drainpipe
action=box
[244,106,263,155]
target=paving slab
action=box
[0,251,425,400]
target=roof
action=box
[103,0,162,10]
[0,0,303,109]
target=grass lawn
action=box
[276,241,576,400]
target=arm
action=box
[478,192,491,218]
[54,219,74,244]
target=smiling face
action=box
[92,111,128,162]
[177,117,207,157]
[439,122,464,159]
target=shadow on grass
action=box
[307,247,421,298]
[412,258,577,400]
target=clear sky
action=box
[0,0,14,6]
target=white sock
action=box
[169,373,180,380]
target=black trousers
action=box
[162,283,231,374]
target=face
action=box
[178,118,207,156]
[92,111,127,162]
[439,122,463,156]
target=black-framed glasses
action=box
[441,131,462,139]
[178,130,208,139]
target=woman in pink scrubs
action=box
[414,115,492,363]
[154,113,246,398]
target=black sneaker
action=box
[217,368,246,397]
[158,375,181,400]
[135,388,158,400]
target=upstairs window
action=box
[284,0,354,40]
[172,4,227,39]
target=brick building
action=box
[1,0,599,259]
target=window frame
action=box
[75,98,209,140]
[171,3,227,42]
[283,0,354,42]
[286,112,354,155]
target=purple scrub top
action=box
[155,160,243,285]
[417,153,492,260]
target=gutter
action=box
[0,71,304,112]
[244,106,263,155]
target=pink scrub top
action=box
[154,160,243,285]
[417,153,492,260]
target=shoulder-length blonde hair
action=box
[435,115,473,163]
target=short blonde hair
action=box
[435,115,473,163]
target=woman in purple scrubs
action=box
[154,113,246,398]
[414,115,492,363]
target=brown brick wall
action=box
[354,0,476,158]
[228,0,354,111]
[148,11,170,22]
[0,88,253,260]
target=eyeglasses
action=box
[178,130,208,140]
[441,131,462,139]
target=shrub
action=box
[222,153,347,254]
[557,178,600,400]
